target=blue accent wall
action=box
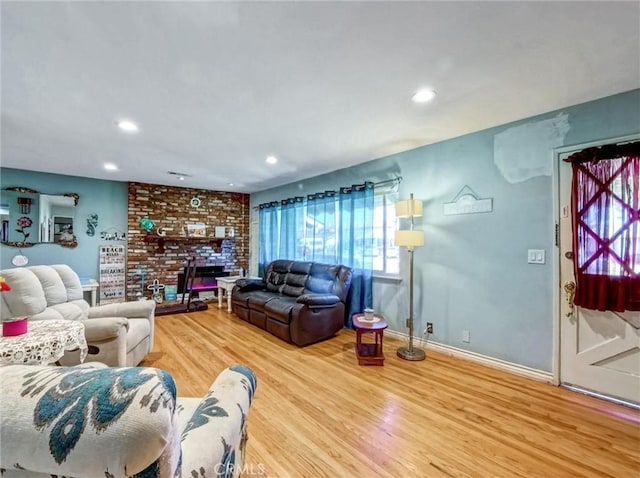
[250,89,640,372]
[0,168,128,278]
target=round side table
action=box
[0,320,87,365]
[353,313,388,366]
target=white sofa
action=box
[0,264,155,367]
[0,363,257,478]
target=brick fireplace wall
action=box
[127,182,250,300]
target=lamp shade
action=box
[395,199,423,218]
[395,229,424,247]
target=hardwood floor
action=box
[141,307,640,478]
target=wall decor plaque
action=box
[443,186,493,216]
[99,244,126,304]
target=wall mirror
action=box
[0,187,79,248]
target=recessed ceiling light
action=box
[412,88,436,103]
[266,156,278,164]
[104,163,118,171]
[117,119,139,133]
[178,176,185,181]
[228,183,235,187]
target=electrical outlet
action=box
[426,322,433,334]
[462,329,470,343]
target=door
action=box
[558,143,640,405]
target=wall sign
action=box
[443,186,493,216]
[99,244,126,304]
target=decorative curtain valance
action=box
[564,141,640,164]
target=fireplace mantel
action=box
[143,235,231,253]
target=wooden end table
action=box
[353,313,388,366]
[216,276,260,312]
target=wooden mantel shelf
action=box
[143,235,230,253]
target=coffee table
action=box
[353,313,388,366]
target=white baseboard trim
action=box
[385,329,554,383]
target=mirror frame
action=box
[2,187,80,248]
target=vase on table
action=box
[2,317,28,337]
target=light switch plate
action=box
[528,249,545,264]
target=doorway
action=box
[556,135,640,406]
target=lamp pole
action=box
[397,193,426,361]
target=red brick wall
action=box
[127,182,249,300]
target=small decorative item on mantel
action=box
[138,216,156,233]
[0,276,28,337]
[186,223,207,237]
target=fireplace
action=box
[177,265,229,295]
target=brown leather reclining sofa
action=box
[231,260,353,346]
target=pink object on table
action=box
[2,318,28,337]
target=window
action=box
[566,141,639,311]
[373,191,399,275]
[575,156,639,278]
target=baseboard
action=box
[384,329,554,383]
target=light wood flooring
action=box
[141,307,640,478]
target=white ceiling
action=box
[2,1,638,193]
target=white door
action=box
[558,145,640,405]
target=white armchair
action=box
[0,363,257,478]
[0,265,155,366]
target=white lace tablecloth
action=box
[0,320,87,365]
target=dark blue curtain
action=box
[278,197,304,260]
[258,202,279,277]
[257,182,375,328]
[338,182,375,327]
[305,191,337,264]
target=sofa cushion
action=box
[0,268,47,319]
[29,265,69,306]
[247,291,279,311]
[305,263,352,301]
[264,296,298,324]
[305,275,336,295]
[289,261,312,275]
[282,271,307,297]
[265,272,285,293]
[264,260,292,293]
[267,261,312,297]
[50,265,84,301]
[49,302,88,322]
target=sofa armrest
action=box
[83,316,129,341]
[0,365,181,477]
[88,300,155,320]
[296,293,340,307]
[235,278,265,292]
[179,365,257,478]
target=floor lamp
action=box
[395,193,425,361]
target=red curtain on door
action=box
[565,141,640,311]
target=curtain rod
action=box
[251,176,403,210]
[374,176,403,188]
